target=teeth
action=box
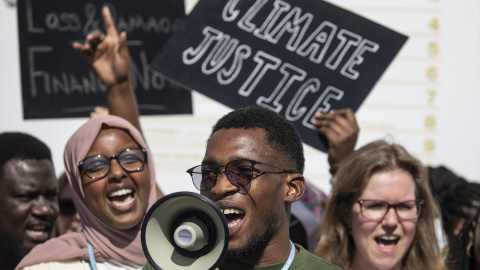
[379,235,399,241]
[27,230,45,236]
[113,197,134,206]
[221,208,244,215]
[228,220,241,228]
[31,225,47,231]
[109,189,133,198]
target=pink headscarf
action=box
[16,115,157,268]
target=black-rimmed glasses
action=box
[186,159,293,191]
[79,148,147,179]
[356,199,424,221]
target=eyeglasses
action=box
[356,199,424,221]
[58,199,77,216]
[79,148,147,180]
[186,159,293,191]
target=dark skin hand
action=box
[72,6,141,134]
[72,6,130,87]
[312,108,359,174]
[72,6,163,199]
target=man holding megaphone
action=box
[65,3,342,269]
[143,106,341,269]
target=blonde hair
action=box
[315,140,444,270]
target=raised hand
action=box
[72,6,130,87]
[72,6,141,133]
[312,108,359,174]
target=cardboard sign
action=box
[151,0,407,152]
[17,0,192,119]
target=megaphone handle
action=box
[88,242,99,270]
[281,241,295,270]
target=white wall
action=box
[1,0,479,195]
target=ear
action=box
[284,173,305,203]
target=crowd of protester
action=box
[1,4,479,270]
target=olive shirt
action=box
[142,244,341,270]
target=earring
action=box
[467,241,473,258]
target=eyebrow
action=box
[358,199,418,203]
[85,146,142,157]
[12,185,56,195]
[201,156,251,166]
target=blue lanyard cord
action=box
[281,240,296,270]
[88,242,98,270]
[87,241,293,270]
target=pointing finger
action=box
[102,6,118,37]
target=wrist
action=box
[106,78,131,91]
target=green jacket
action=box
[142,244,342,270]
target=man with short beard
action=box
[188,106,341,269]
[0,132,59,269]
[73,6,342,268]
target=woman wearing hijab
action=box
[16,115,157,269]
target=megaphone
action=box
[141,192,229,270]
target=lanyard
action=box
[281,240,296,270]
[86,241,294,270]
[88,242,98,270]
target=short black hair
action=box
[0,132,52,178]
[210,105,305,174]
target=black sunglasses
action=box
[186,159,293,191]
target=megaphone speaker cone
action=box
[141,192,229,270]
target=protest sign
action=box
[151,0,408,152]
[17,0,192,119]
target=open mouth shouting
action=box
[25,221,51,243]
[220,207,245,236]
[107,187,136,212]
[374,235,400,253]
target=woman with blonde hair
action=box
[316,140,444,270]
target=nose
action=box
[382,207,399,227]
[209,170,238,196]
[31,196,58,218]
[109,158,127,182]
